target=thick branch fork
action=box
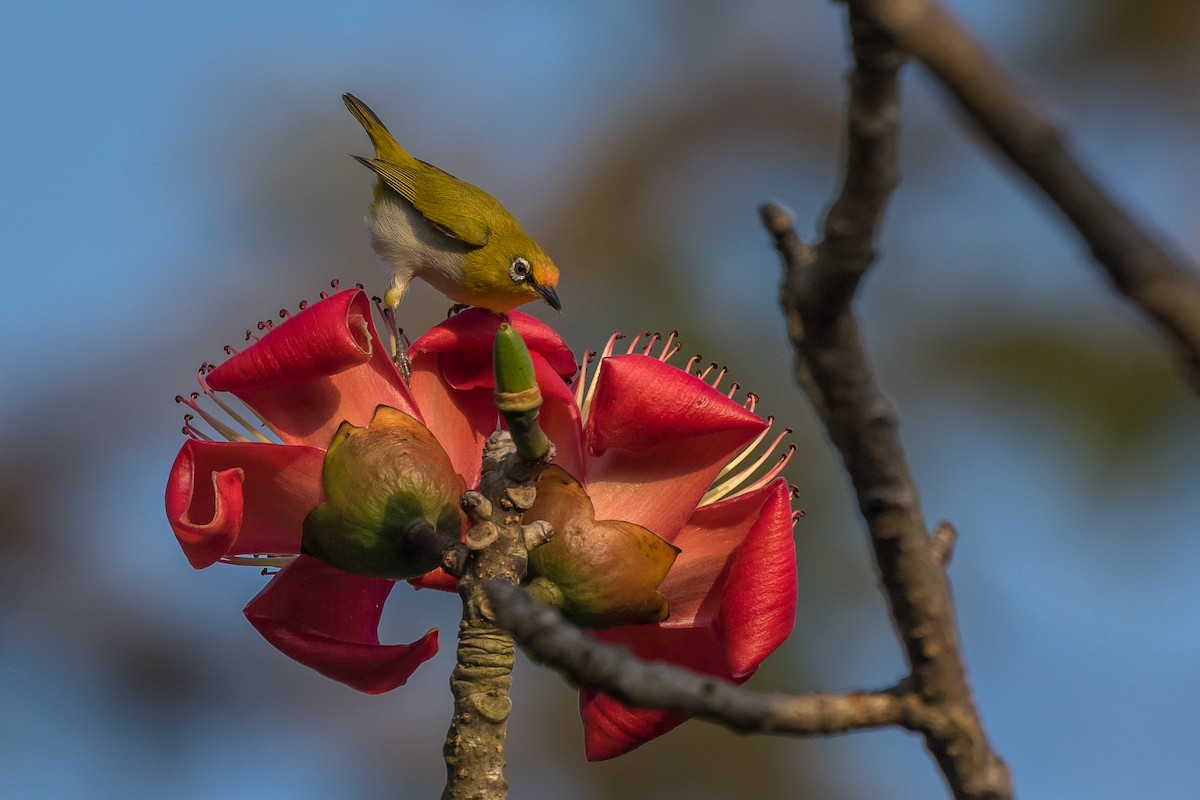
[769,6,1011,799]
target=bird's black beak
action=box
[535,283,562,312]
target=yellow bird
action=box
[343,93,561,314]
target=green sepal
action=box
[525,466,679,629]
[302,405,465,579]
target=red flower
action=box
[411,328,800,760]
[165,287,576,692]
[166,288,798,760]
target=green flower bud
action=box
[526,466,679,629]
[493,322,550,462]
[302,405,466,579]
[493,322,538,397]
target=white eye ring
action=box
[509,257,532,282]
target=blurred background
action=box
[3,1,1200,797]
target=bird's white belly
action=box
[368,198,471,298]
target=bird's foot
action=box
[375,299,413,381]
[394,350,413,381]
[391,322,413,381]
[447,303,470,318]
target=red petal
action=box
[407,359,493,488]
[165,439,325,569]
[408,308,575,392]
[580,690,685,761]
[658,479,792,633]
[408,308,580,483]
[207,290,419,448]
[244,555,438,694]
[407,308,575,381]
[716,479,797,677]
[578,480,798,758]
[582,355,766,538]
[578,626,736,761]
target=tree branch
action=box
[850,0,1200,393]
[767,7,1012,800]
[485,581,925,736]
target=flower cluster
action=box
[166,287,798,758]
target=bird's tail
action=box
[342,93,413,165]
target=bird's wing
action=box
[354,157,493,248]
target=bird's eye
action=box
[509,257,532,283]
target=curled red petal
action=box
[582,355,766,538]
[507,309,580,381]
[716,479,797,677]
[165,439,325,569]
[408,308,507,394]
[407,308,580,483]
[208,289,419,448]
[409,308,576,389]
[244,555,438,694]
[578,480,798,758]
[659,479,793,632]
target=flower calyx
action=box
[302,405,466,580]
[525,466,679,629]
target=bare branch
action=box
[768,7,1011,800]
[851,0,1200,392]
[485,581,922,736]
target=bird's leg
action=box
[447,303,470,318]
[378,301,413,381]
[396,326,413,373]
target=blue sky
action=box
[3,2,1200,798]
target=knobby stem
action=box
[443,588,516,800]
[442,323,555,800]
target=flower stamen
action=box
[574,350,597,408]
[181,414,214,441]
[638,332,661,356]
[600,332,625,359]
[176,364,283,444]
[176,393,247,442]
[701,424,795,506]
[196,367,273,443]
[656,331,680,362]
[715,416,776,479]
[581,334,625,422]
[730,446,796,497]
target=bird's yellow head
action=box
[464,235,561,313]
